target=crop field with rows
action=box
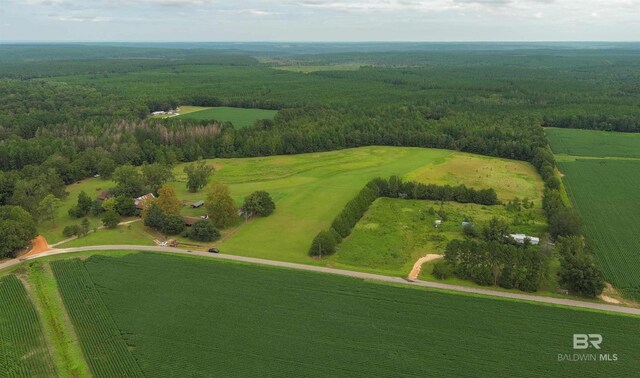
[50,252,640,377]
[0,275,57,376]
[558,159,640,299]
[50,259,144,377]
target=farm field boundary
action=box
[49,252,640,376]
[3,246,640,316]
[549,128,640,300]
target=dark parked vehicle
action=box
[208,248,220,253]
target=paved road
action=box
[2,245,640,316]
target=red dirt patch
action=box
[24,235,50,257]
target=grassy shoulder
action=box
[21,262,91,377]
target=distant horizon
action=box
[2,40,640,43]
[3,1,638,42]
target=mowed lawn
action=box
[546,127,640,159]
[174,106,278,128]
[52,252,640,377]
[188,147,541,263]
[46,147,542,263]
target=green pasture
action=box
[546,128,640,159]
[40,147,543,265]
[332,197,546,276]
[273,63,363,73]
[174,106,278,129]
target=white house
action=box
[509,233,540,245]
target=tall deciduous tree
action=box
[101,210,121,229]
[142,163,174,194]
[183,161,215,193]
[36,194,61,225]
[242,191,275,218]
[156,185,181,216]
[112,165,145,197]
[0,205,37,258]
[205,181,236,228]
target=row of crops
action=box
[0,275,57,377]
[50,259,144,377]
[558,158,640,299]
[59,252,640,377]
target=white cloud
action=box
[5,0,640,40]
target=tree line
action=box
[309,177,499,257]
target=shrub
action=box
[161,214,186,235]
[101,210,121,229]
[186,220,220,242]
[432,260,453,280]
[242,191,276,217]
[63,225,81,238]
[308,230,337,257]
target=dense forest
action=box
[0,43,635,295]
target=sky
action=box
[1,0,639,42]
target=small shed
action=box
[191,200,204,208]
[509,233,540,245]
[97,190,113,201]
[135,193,156,210]
[434,220,442,227]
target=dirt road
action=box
[2,245,639,316]
[408,254,443,280]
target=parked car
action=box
[208,248,220,253]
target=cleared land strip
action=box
[2,245,640,316]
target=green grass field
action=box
[174,106,278,129]
[273,63,363,73]
[40,147,543,265]
[331,197,546,276]
[546,128,640,159]
[57,221,156,248]
[46,252,640,377]
[549,128,640,299]
[0,275,58,376]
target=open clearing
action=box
[37,252,640,377]
[272,63,363,73]
[174,106,278,128]
[43,147,543,265]
[331,197,546,276]
[546,127,640,159]
[549,128,640,300]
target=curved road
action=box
[2,245,640,316]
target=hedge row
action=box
[309,176,499,257]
